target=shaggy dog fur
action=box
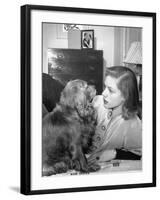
[42,79,100,176]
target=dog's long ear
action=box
[60,88,75,108]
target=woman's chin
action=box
[103,103,111,109]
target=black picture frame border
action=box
[20,4,156,195]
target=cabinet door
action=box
[48,48,103,94]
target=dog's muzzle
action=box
[86,85,96,102]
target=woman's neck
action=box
[111,104,123,118]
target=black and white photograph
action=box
[20,5,156,195]
[81,30,94,49]
[43,23,142,177]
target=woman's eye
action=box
[109,88,114,93]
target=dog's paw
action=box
[88,164,100,172]
[72,160,81,171]
[42,166,56,176]
[54,162,68,174]
[42,162,69,176]
[72,159,89,173]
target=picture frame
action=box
[81,30,94,49]
[21,4,156,195]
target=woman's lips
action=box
[103,98,108,105]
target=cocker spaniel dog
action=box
[42,79,100,176]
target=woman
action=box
[83,32,92,48]
[88,66,142,164]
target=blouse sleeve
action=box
[123,116,142,156]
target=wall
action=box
[114,27,125,66]
[43,23,68,73]
[93,25,115,68]
[43,24,115,74]
[113,27,142,66]
[125,27,142,53]
[43,24,141,75]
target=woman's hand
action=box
[87,149,117,165]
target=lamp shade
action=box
[124,42,142,64]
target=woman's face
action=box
[102,76,125,109]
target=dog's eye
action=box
[78,104,84,109]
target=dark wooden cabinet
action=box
[48,48,103,94]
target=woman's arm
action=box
[87,148,141,165]
[87,149,117,164]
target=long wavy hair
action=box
[105,66,139,119]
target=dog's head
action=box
[60,79,96,119]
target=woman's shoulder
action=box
[122,115,142,131]
[128,115,141,124]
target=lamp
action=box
[123,41,142,75]
[124,41,142,65]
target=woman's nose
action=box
[102,89,108,97]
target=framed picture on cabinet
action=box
[81,30,94,49]
[21,4,156,195]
